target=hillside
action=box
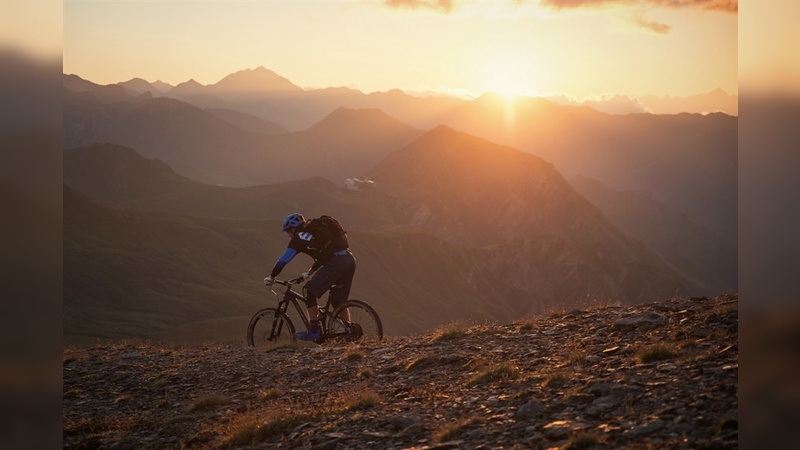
[63,143,403,228]
[570,176,736,294]
[205,108,288,135]
[63,184,516,345]
[63,294,738,449]
[368,126,703,307]
[439,95,738,244]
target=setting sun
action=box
[479,51,539,98]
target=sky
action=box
[57,0,744,101]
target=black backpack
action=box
[304,215,348,252]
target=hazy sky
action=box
[60,1,740,99]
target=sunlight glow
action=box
[481,52,539,98]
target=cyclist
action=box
[263,213,355,342]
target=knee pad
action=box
[302,287,318,308]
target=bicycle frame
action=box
[270,279,345,336]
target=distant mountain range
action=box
[106,66,738,120]
[61,66,738,345]
[64,74,737,241]
[64,85,423,186]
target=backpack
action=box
[304,215,348,252]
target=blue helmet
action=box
[282,213,305,232]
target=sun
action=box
[480,52,539,99]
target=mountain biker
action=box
[264,213,355,342]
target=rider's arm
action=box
[270,247,298,278]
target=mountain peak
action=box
[369,125,558,201]
[177,78,203,87]
[167,78,207,96]
[308,107,413,133]
[117,77,160,95]
[212,66,302,93]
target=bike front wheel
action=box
[328,299,383,342]
[247,308,296,347]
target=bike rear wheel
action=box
[247,308,296,347]
[328,299,383,342]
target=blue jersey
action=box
[269,230,326,278]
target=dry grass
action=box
[406,354,442,371]
[637,344,676,364]
[188,393,230,412]
[63,415,141,439]
[565,431,604,449]
[343,348,365,361]
[339,390,382,411]
[432,417,482,443]
[157,392,171,409]
[544,370,569,387]
[224,412,315,448]
[259,388,281,401]
[431,321,470,342]
[517,322,535,332]
[468,362,520,385]
[221,388,381,447]
[568,345,588,366]
[114,394,132,404]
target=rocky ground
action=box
[63,294,738,449]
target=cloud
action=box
[540,0,737,14]
[633,16,672,34]
[385,0,456,13]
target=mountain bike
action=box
[247,276,383,347]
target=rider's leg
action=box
[329,253,356,323]
[329,286,351,323]
[304,251,356,327]
[298,287,321,339]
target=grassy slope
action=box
[64,185,514,346]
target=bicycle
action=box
[247,276,383,347]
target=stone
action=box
[612,312,666,330]
[513,399,545,420]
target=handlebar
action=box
[274,276,304,287]
[265,275,305,297]
[266,277,304,295]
